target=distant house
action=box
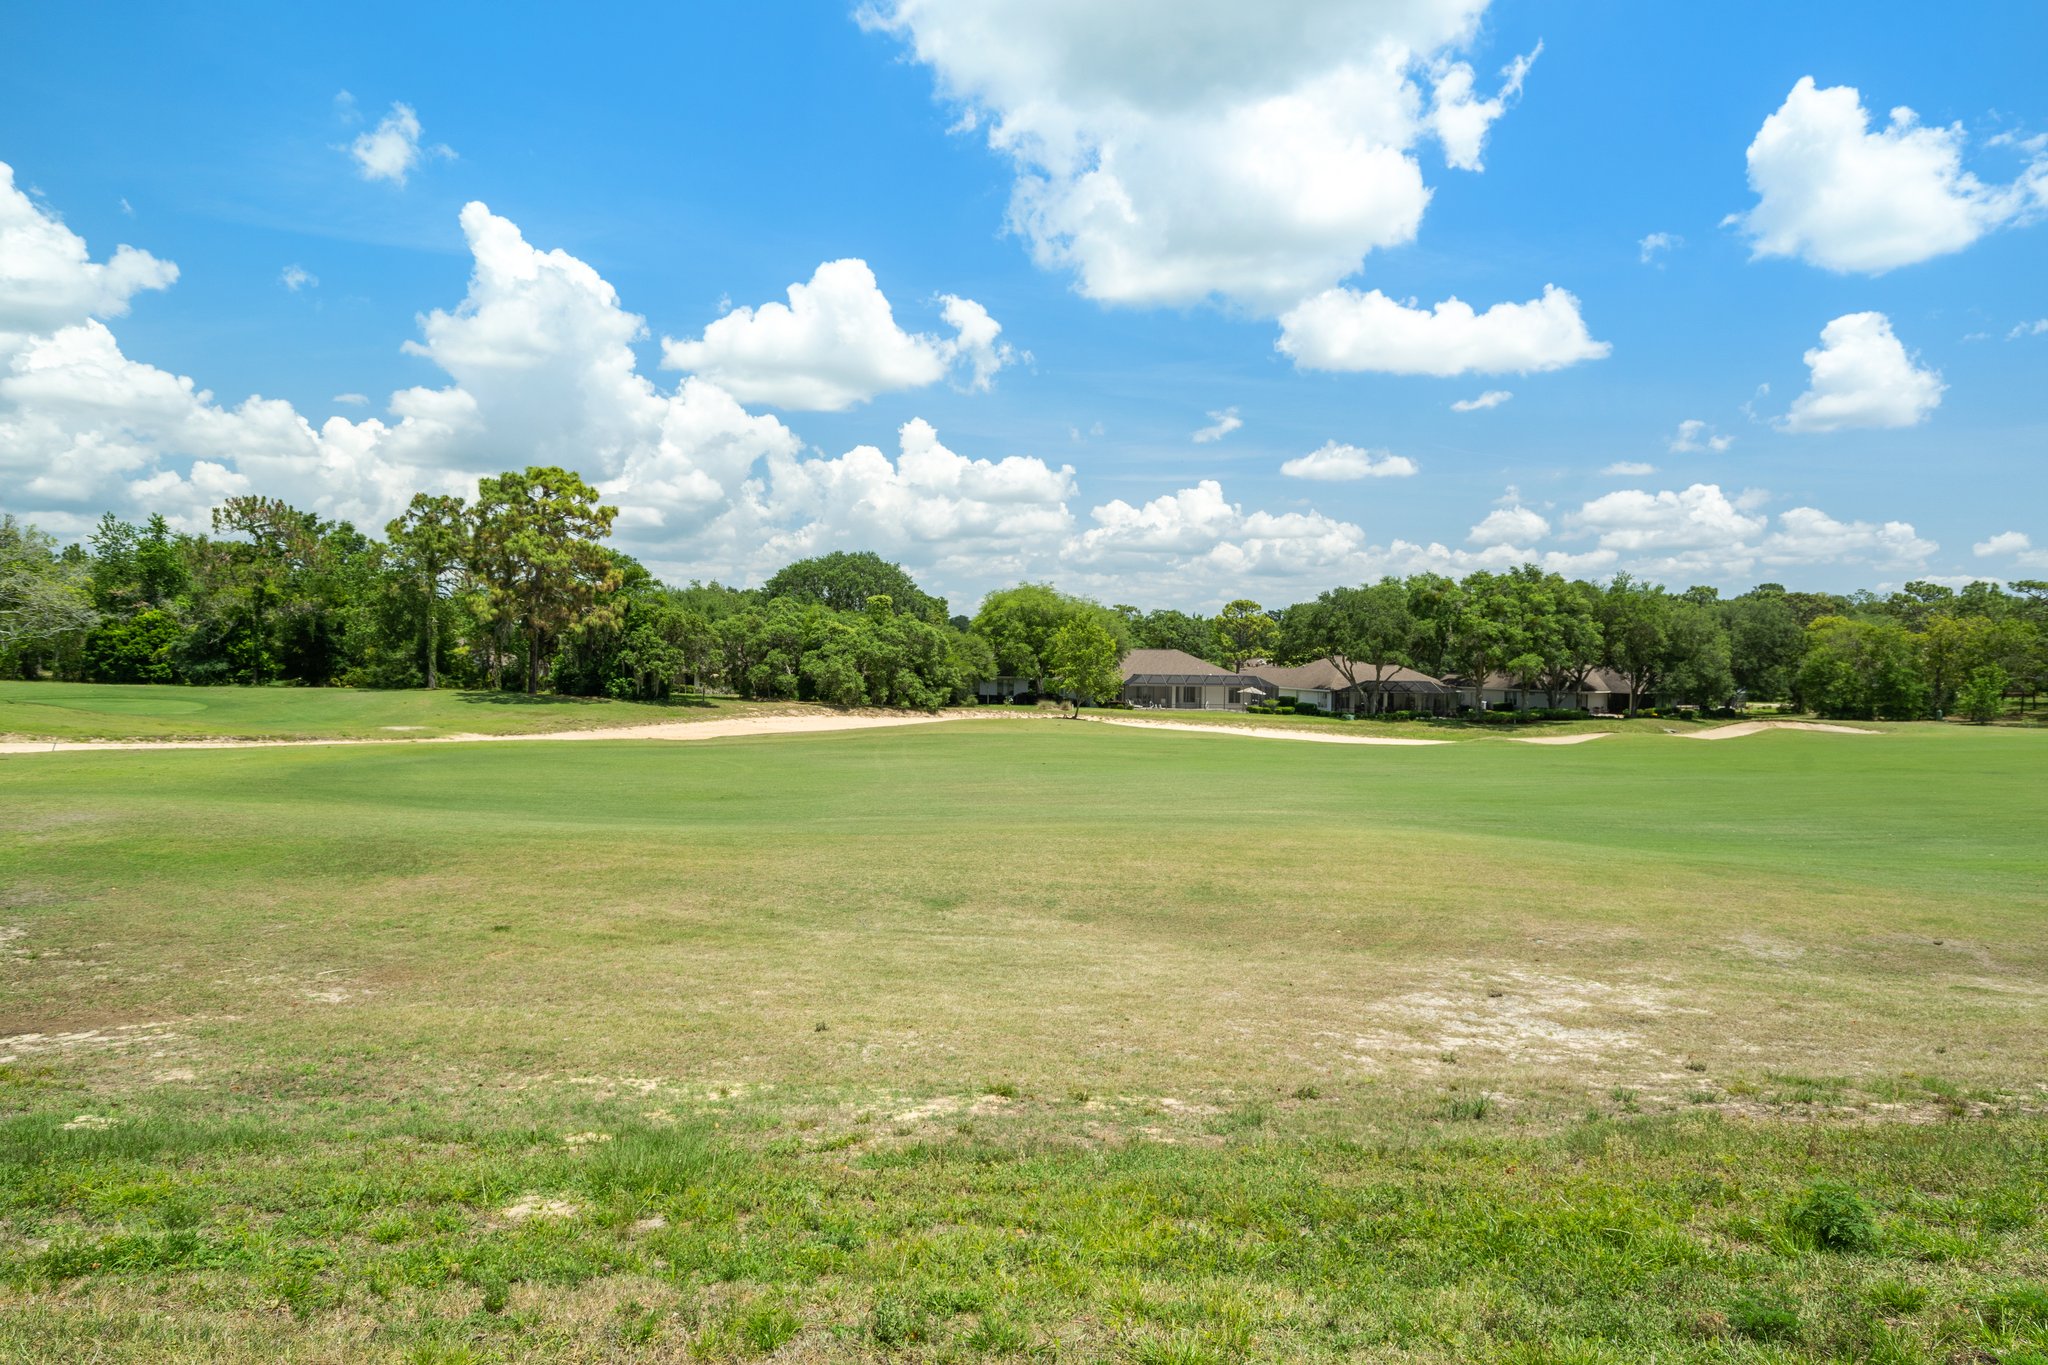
[1119,648,1266,710]
[975,674,1037,702]
[1247,658,1459,715]
[1449,667,1651,713]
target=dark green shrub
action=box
[1291,700,1320,716]
[1788,1181,1878,1252]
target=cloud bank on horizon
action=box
[3,1,2044,606]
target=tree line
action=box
[4,469,2045,721]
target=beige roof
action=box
[1119,648,1235,681]
[1251,658,1451,692]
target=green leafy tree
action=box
[1795,616,1928,720]
[1447,570,1512,709]
[1,515,99,677]
[1723,585,1805,701]
[1211,599,1277,670]
[971,584,1128,688]
[1404,572,1463,677]
[384,493,468,689]
[1664,599,1735,707]
[471,467,621,694]
[82,607,185,683]
[1045,617,1123,715]
[1957,665,2008,725]
[1301,579,1416,714]
[1600,574,1672,714]
[762,551,946,622]
[1123,607,1213,656]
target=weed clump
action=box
[1728,1291,1800,1342]
[1442,1094,1492,1122]
[1788,1180,1878,1252]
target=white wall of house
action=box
[1275,688,1333,709]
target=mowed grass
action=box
[1,721,2044,1361]
[0,680,783,742]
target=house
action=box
[1247,658,1459,715]
[1450,667,1652,713]
[1119,648,1266,710]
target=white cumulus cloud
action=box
[0,162,177,338]
[279,265,316,292]
[1280,441,1418,481]
[661,259,1012,411]
[1191,407,1242,443]
[1468,503,1548,546]
[0,174,1961,606]
[1731,77,2048,273]
[1969,531,2048,568]
[860,0,1535,312]
[1778,311,1944,433]
[1668,419,1731,453]
[1558,481,1935,581]
[1450,388,1512,412]
[1601,461,1656,476]
[1276,284,1609,376]
[347,101,452,186]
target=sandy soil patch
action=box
[1097,718,1450,746]
[1683,720,1878,740]
[1334,970,1697,1071]
[0,709,979,755]
[1507,732,1612,745]
[501,1196,582,1223]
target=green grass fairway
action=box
[2,721,2044,1361]
[0,680,783,741]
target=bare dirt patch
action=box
[1334,970,1698,1071]
[501,1196,582,1223]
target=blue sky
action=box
[3,2,2045,609]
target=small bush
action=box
[1291,700,1320,716]
[869,1294,927,1347]
[1728,1292,1801,1343]
[1788,1180,1878,1252]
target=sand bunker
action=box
[1097,718,1450,746]
[0,710,972,756]
[1683,720,1878,740]
[1507,732,1612,745]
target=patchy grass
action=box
[1,718,2044,1359]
